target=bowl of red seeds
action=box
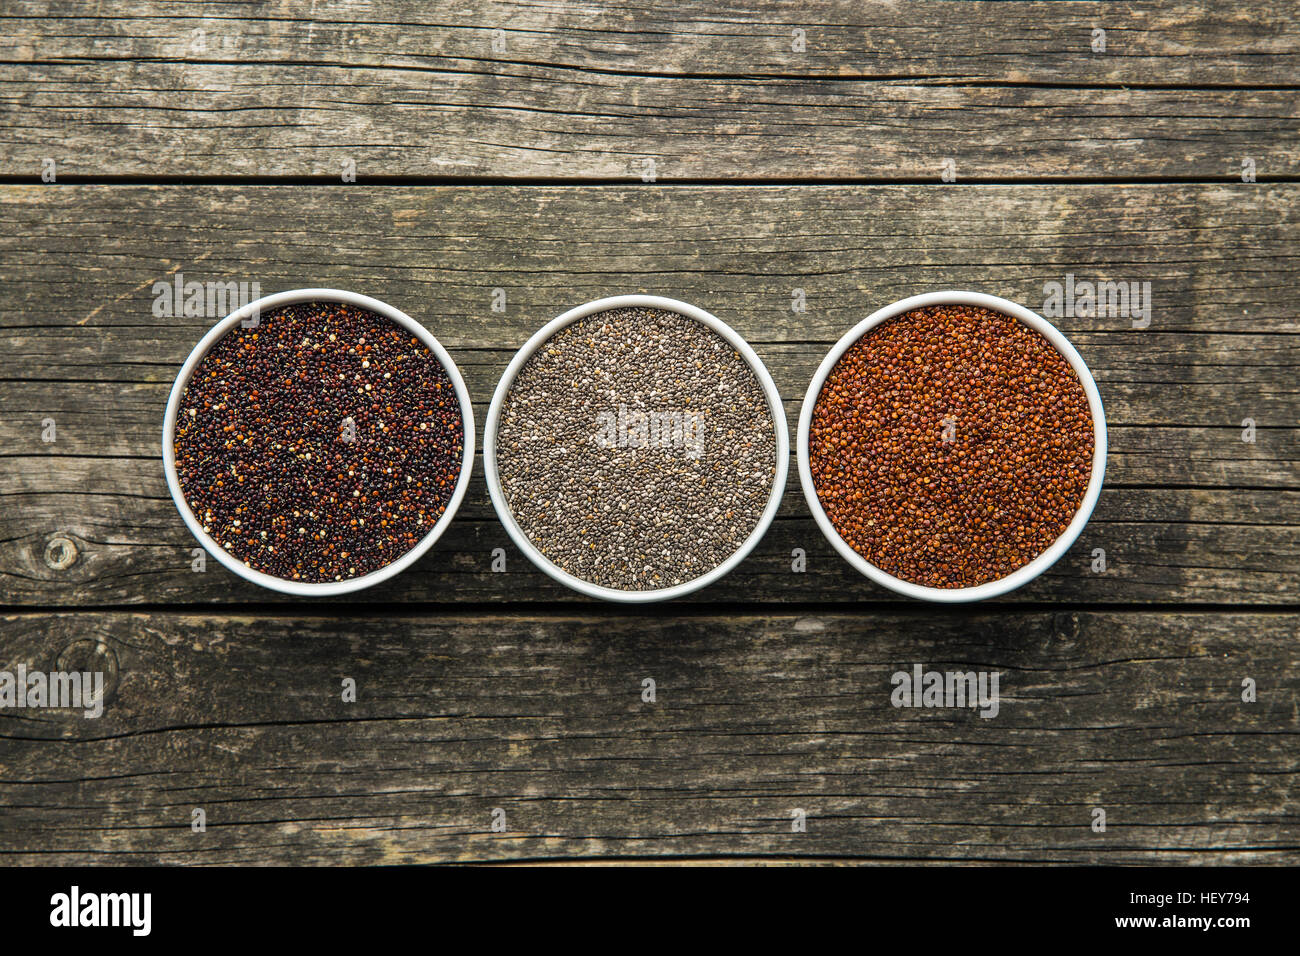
[798,291,1106,602]
[163,289,474,595]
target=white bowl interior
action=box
[796,290,1107,603]
[162,288,476,596]
[484,294,789,603]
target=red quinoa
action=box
[809,305,1095,588]
[173,302,464,583]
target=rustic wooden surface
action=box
[0,1,1297,865]
[2,2,1298,180]
[2,610,1297,864]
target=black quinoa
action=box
[173,302,464,583]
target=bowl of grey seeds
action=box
[485,295,788,602]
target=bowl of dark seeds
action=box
[798,291,1106,602]
[163,289,474,595]
[485,295,788,602]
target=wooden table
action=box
[1,1,1296,865]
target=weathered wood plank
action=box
[2,185,1294,336]
[5,1,1296,85]
[2,1,1297,179]
[3,466,1297,605]
[0,183,1295,605]
[5,69,1293,181]
[1,609,1295,864]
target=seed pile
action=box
[810,305,1094,588]
[495,307,778,590]
[173,302,465,583]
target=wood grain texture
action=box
[2,1,1298,868]
[5,0,1296,84]
[0,183,1296,606]
[1,609,1295,864]
[1,2,1297,179]
[4,184,1295,337]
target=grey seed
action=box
[496,308,777,591]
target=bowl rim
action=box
[161,287,476,596]
[484,294,789,603]
[796,290,1108,603]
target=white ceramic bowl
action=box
[162,288,475,596]
[797,291,1107,602]
[485,294,789,603]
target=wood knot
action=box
[1052,611,1081,644]
[55,639,120,707]
[43,535,78,570]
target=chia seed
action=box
[173,301,465,583]
[495,307,778,591]
[809,304,1095,589]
